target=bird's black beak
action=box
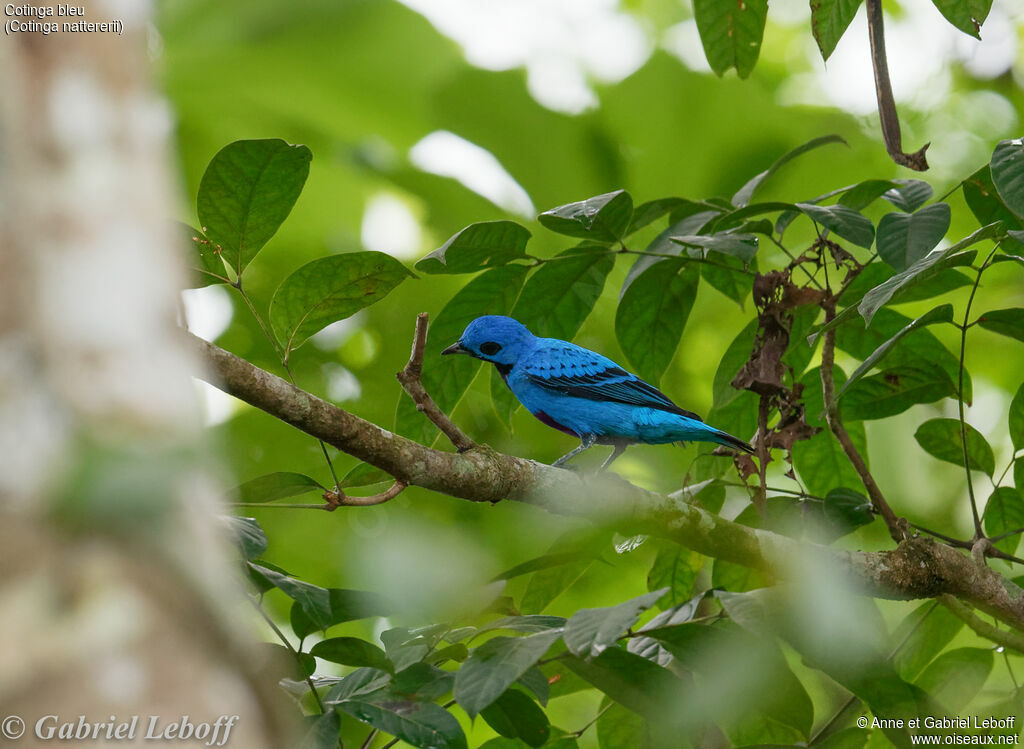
[441,341,469,356]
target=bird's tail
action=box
[709,428,755,455]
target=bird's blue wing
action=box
[521,341,702,420]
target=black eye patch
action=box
[478,341,502,356]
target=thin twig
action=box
[820,302,903,542]
[396,313,477,452]
[250,597,325,714]
[941,595,1024,655]
[573,703,614,739]
[865,0,929,171]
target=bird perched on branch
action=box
[442,315,754,469]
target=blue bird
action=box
[442,315,754,469]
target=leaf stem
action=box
[573,703,613,739]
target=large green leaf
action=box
[538,191,633,243]
[563,589,666,658]
[876,204,951,272]
[396,264,527,443]
[627,197,690,235]
[563,648,689,723]
[858,222,1002,325]
[475,616,568,637]
[196,139,311,275]
[615,259,699,384]
[480,689,550,747]
[892,602,963,681]
[929,0,993,39]
[222,516,267,560]
[842,366,956,421]
[984,487,1024,556]
[311,637,392,672]
[297,709,342,749]
[647,544,704,609]
[991,138,1024,221]
[454,630,563,718]
[914,418,995,477]
[248,563,332,630]
[693,0,769,79]
[916,647,992,712]
[521,559,595,614]
[977,308,1024,343]
[597,698,651,749]
[415,221,531,274]
[839,179,898,210]
[270,251,413,358]
[732,135,847,206]
[832,305,954,408]
[511,247,614,339]
[795,203,875,248]
[963,166,1023,236]
[289,588,396,639]
[810,0,863,60]
[670,233,758,262]
[492,551,599,581]
[337,696,467,749]
[233,472,326,503]
[793,367,868,495]
[1010,381,1024,451]
[883,180,934,213]
[181,223,230,287]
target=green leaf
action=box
[858,223,1002,325]
[793,367,868,495]
[892,602,964,681]
[222,516,267,560]
[517,666,550,706]
[991,138,1024,221]
[248,563,332,630]
[233,472,326,503]
[597,698,651,749]
[454,630,563,717]
[1011,382,1024,451]
[270,252,413,357]
[701,252,755,307]
[811,727,870,749]
[984,487,1024,555]
[647,544,703,609]
[290,588,396,639]
[391,663,455,701]
[563,648,688,722]
[914,418,995,476]
[733,135,847,206]
[693,0,769,79]
[511,247,614,339]
[876,204,951,271]
[713,319,758,407]
[476,616,568,636]
[521,560,594,614]
[297,709,342,749]
[340,462,391,489]
[627,198,689,234]
[615,259,699,384]
[916,647,992,711]
[538,191,634,243]
[822,488,875,539]
[810,0,863,61]
[929,0,992,39]
[180,224,230,287]
[883,180,934,213]
[396,264,528,443]
[670,233,758,262]
[795,203,875,248]
[311,637,392,672]
[832,305,954,408]
[838,179,897,210]
[337,697,467,749]
[977,308,1024,343]
[415,221,532,274]
[480,689,550,747]
[492,551,598,582]
[563,589,666,658]
[842,366,956,421]
[963,166,1023,234]
[196,139,311,275]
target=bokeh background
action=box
[158,0,1024,740]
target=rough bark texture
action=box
[194,334,1024,634]
[0,8,293,746]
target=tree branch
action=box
[396,312,477,452]
[190,332,1024,633]
[866,0,929,171]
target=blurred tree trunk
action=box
[0,9,293,747]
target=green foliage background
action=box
[158,1,1024,746]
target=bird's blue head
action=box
[442,315,536,367]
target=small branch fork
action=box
[866,0,929,171]
[396,312,477,453]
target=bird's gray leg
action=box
[552,434,597,468]
[601,443,627,470]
